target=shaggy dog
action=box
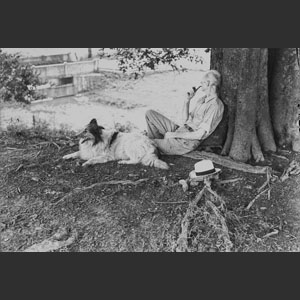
[63,119,169,169]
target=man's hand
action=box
[187,86,199,101]
[186,88,196,101]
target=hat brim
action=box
[189,168,221,181]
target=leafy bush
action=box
[99,48,204,78]
[0,49,41,104]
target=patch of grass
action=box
[6,119,76,140]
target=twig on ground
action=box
[218,178,243,184]
[262,229,279,239]
[270,153,289,161]
[155,201,188,204]
[15,164,24,172]
[257,167,273,197]
[6,147,26,151]
[53,178,149,207]
[33,150,42,158]
[51,142,61,150]
[258,178,270,193]
[76,179,149,192]
[100,190,121,200]
[245,188,270,211]
[29,142,50,148]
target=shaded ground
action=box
[1,128,300,252]
[1,68,300,252]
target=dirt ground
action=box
[1,128,300,252]
[1,70,300,252]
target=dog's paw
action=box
[63,154,72,160]
[82,161,90,167]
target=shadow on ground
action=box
[1,129,300,252]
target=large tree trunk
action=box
[268,48,300,151]
[211,48,277,163]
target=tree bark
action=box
[211,48,277,163]
[269,48,300,151]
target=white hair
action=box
[203,70,221,88]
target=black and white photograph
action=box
[1,47,300,253]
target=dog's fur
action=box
[63,119,169,169]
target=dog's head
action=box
[80,119,105,145]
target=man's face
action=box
[200,77,210,93]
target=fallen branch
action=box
[174,188,207,252]
[53,178,149,206]
[184,151,271,174]
[174,186,232,252]
[245,188,270,211]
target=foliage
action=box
[99,48,204,78]
[0,49,41,104]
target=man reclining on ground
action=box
[145,70,224,155]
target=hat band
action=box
[195,168,216,176]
